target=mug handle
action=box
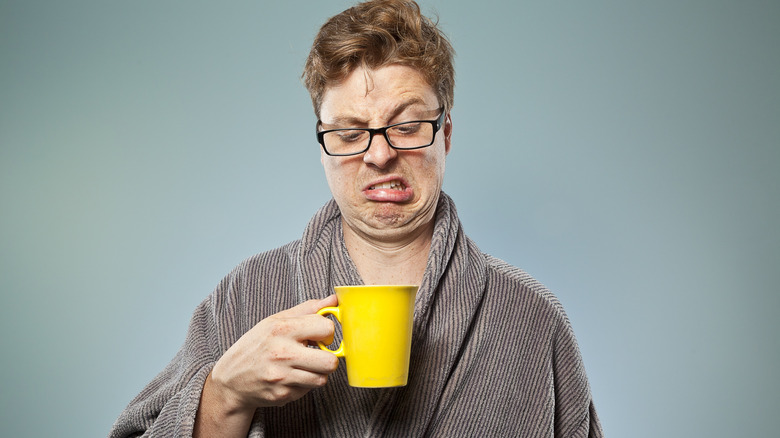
[316,307,345,357]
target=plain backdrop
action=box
[1,1,778,436]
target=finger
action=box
[293,313,336,343]
[286,367,334,390]
[277,295,337,318]
[255,312,334,349]
[291,346,340,375]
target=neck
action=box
[342,217,434,286]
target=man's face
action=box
[319,64,452,243]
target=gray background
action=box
[2,1,778,436]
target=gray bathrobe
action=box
[110,193,602,437]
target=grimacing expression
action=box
[319,64,452,243]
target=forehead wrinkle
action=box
[361,68,375,99]
[320,66,439,127]
[355,66,431,116]
[322,97,431,128]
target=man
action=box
[110,1,602,436]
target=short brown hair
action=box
[303,0,455,119]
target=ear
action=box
[444,113,453,155]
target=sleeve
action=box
[551,316,603,438]
[108,278,233,438]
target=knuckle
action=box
[312,374,328,387]
[269,349,291,362]
[263,364,288,384]
[326,355,339,371]
[260,340,292,363]
[317,315,336,339]
[269,320,291,337]
[271,386,292,401]
[264,370,284,384]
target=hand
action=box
[209,296,339,413]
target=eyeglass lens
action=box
[322,121,435,155]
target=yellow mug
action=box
[317,285,418,388]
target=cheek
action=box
[424,149,447,181]
[322,159,357,197]
[321,159,338,192]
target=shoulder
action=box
[482,254,571,328]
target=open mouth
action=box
[369,180,406,190]
[363,178,413,202]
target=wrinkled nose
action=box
[362,133,398,168]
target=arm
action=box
[551,317,603,438]
[110,288,338,438]
[193,296,339,438]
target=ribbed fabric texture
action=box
[109,193,602,437]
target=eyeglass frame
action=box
[316,108,447,157]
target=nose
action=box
[362,132,398,168]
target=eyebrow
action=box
[322,98,436,128]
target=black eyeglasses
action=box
[316,108,446,156]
